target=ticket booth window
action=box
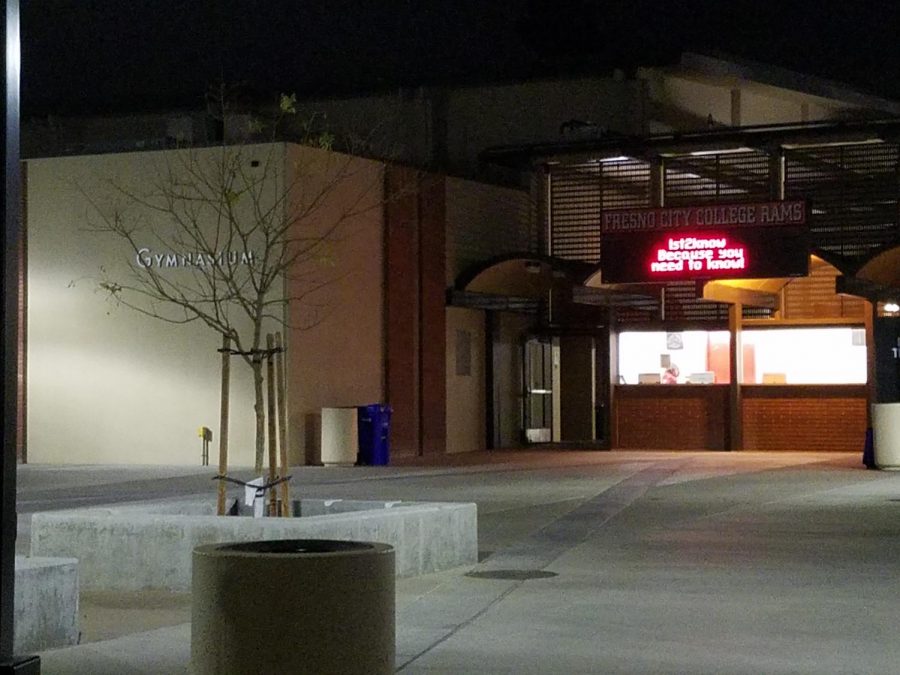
[740,327,867,384]
[618,331,731,384]
[619,327,867,385]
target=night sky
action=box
[21,1,900,118]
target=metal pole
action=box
[1,0,39,669]
[274,332,290,516]
[265,334,278,516]
[216,337,231,516]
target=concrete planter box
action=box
[14,556,79,653]
[31,498,477,592]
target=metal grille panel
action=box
[785,143,900,262]
[665,151,772,205]
[661,281,730,323]
[546,142,900,326]
[549,159,650,262]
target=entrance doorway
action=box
[521,333,609,447]
[523,337,556,443]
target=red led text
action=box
[650,236,747,274]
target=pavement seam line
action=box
[395,460,688,671]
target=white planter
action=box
[872,402,900,470]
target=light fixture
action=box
[884,302,900,313]
[688,147,753,156]
[597,155,630,163]
[782,138,885,150]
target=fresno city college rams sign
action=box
[599,200,810,283]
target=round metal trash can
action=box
[192,539,395,675]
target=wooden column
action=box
[727,302,744,451]
[865,301,876,425]
[608,307,619,448]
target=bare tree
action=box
[83,93,382,472]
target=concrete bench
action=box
[14,556,79,653]
[31,498,477,592]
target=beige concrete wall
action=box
[643,73,856,132]
[26,147,278,465]
[739,89,833,125]
[445,307,485,454]
[283,145,386,464]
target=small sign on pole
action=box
[198,426,212,466]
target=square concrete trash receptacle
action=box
[872,402,900,469]
[320,407,359,465]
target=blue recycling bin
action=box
[357,404,392,466]
[863,427,875,469]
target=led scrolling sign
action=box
[599,201,810,284]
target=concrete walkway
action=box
[21,450,900,674]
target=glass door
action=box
[523,337,554,443]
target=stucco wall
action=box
[26,147,275,465]
[445,307,485,453]
[643,74,855,132]
[284,145,386,465]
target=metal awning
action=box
[453,253,662,312]
[454,254,592,299]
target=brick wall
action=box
[743,386,867,451]
[614,386,727,450]
[385,167,447,456]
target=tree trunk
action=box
[253,359,266,474]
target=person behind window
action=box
[662,364,679,384]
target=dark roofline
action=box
[677,52,900,115]
[480,118,900,169]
